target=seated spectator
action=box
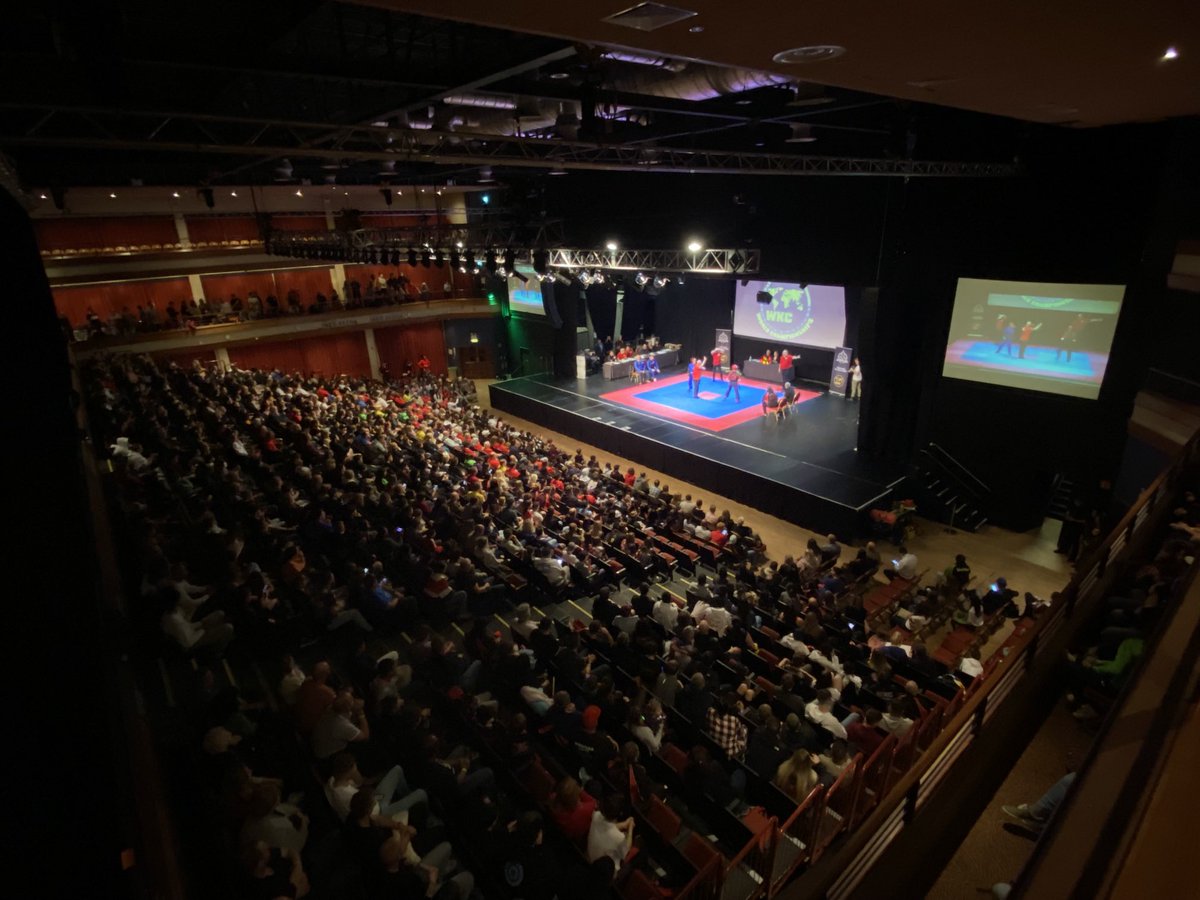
[160,586,233,654]
[879,699,915,736]
[550,776,597,844]
[775,749,820,802]
[324,753,426,822]
[311,691,370,760]
[240,783,309,854]
[378,830,474,900]
[846,708,887,757]
[586,795,634,868]
[706,693,748,759]
[241,840,310,899]
[883,545,919,581]
[818,739,854,782]
[293,661,335,733]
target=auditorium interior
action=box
[5,3,1200,899]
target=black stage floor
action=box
[489,368,903,536]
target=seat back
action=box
[646,794,682,843]
[621,868,661,900]
[854,734,897,826]
[660,742,690,776]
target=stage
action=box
[489,367,903,536]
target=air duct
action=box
[443,93,518,110]
[602,50,688,73]
[609,65,794,102]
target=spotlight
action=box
[653,275,670,289]
[407,248,418,267]
[511,269,529,284]
[380,188,393,206]
[687,239,703,253]
[593,271,606,285]
[579,270,593,286]
[171,191,180,198]
[481,193,490,205]
[605,240,618,252]
[634,272,649,286]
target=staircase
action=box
[913,443,989,532]
[1045,473,1078,521]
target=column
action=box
[187,273,204,301]
[214,347,231,373]
[173,213,191,249]
[613,296,624,344]
[364,327,381,381]
[330,264,347,300]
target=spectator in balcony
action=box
[247,292,262,318]
[230,294,244,319]
[707,693,748,759]
[846,707,887,757]
[287,290,301,314]
[879,699,914,736]
[586,794,634,868]
[775,748,820,801]
[550,776,596,844]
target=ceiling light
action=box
[689,25,705,33]
[1162,47,1179,61]
[606,241,618,251]
[772,45,847,64]
[734,98,753,106]
[687,239,703,253]
[420,188,426,193]
[295,189,303,196]
[171,191,180,198]
[230,190,238,197]
[38,193,47,199]
[548,167,568,175]
[109,192,117,198]
[478,167,495,183]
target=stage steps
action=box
[1045,473,1078,521]
[913,444,989,533]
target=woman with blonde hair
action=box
[775,749,820,802]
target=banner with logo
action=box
[830,346,853,394]
[713,328,732,368]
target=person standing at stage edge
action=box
[849,358,863,400]
[686,357,696,396]
[725,364,741,402]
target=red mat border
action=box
[599,372,820,432]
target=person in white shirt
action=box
[849,358,863,399]
[587,797,634,867]
[240,783,308,854]
[880,700,914,736]
[653,596,681,632]
[311,691,370,760]
[884,545,919,581]
[533,550,571,587]
[700,601,732,635]
[804,689,858,740]
[958,650,984,678]
[324,753,426,822]
[631,702,666,753]
[160,590,233,653]
[678,496,697,516]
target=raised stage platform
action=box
[489,368,903,537]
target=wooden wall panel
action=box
[54,278,193,325]
[36,216,179,252]
[373,322,447,375]
[227,332,370,378]
[185,216,262,244]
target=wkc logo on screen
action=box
[756,285,815,342]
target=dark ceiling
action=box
[0,0,1043,191]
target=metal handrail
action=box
[927,442,991,496]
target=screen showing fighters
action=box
[733,281,847,349]
[506,265,546,315]
[942,278,1126,400]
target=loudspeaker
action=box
[756,290,771,304]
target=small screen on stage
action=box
[507,265,545,315]
[942,278,1126,400]
[733,281,847,349]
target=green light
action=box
[487,292,497,305]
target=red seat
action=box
[660,742,690,776]
[621,869,661,900]
[646,795,681,843]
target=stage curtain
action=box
[186,216,261,244]
[273,267,334,303]
[586,285,617,342]
[228,332,370,377]
[35,216,179,253]
[374,322,447,375]
[620,289,652,342]
[53,277,192,325]
[199,272,278,304]
[654,279,734,363]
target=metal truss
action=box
[0,103,1020,178]
[266,230,759,275]
[546,248,758,274]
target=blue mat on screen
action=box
[958,342,1096,377]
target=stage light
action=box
[481,194,490,205]
[532,248,549,275]
[295,189,303,197]
[634,272,649,286]
[198,187,215,208]
[605,241,618,251]
[579,269,593,286]
[1162,47,1179,61]
[653,275,670,289]
[230,190,238,197]
[109,192,117,199]
[172,191,180,198]
[455,241,464,249]
[449,249,461,270]
[469,332,479,344]
[593,271,606,284]
[687,239,703,253]
[511,269,529,284]
[390,249,401,266]
[464,249,476,271]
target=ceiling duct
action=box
[609,65,794,102]
[602,50,688,73]
[443,93,518,110]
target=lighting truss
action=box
[0,103,1020,178]
[265,233,760,275]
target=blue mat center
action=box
[631,377,768,419]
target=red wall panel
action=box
[54,278,193,325]
[228,333,371,378]
[200,272,278,303]
[185,216,262,244]
[374,322,448,375]
[273,267,334,302]
[160,348,217,367]
[36,216,179,252]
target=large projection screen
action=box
[506,265,545,315]
[942,278,1126,400]
[733,281,847,349]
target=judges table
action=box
[602,346,681,379]
[743,359,795,384]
